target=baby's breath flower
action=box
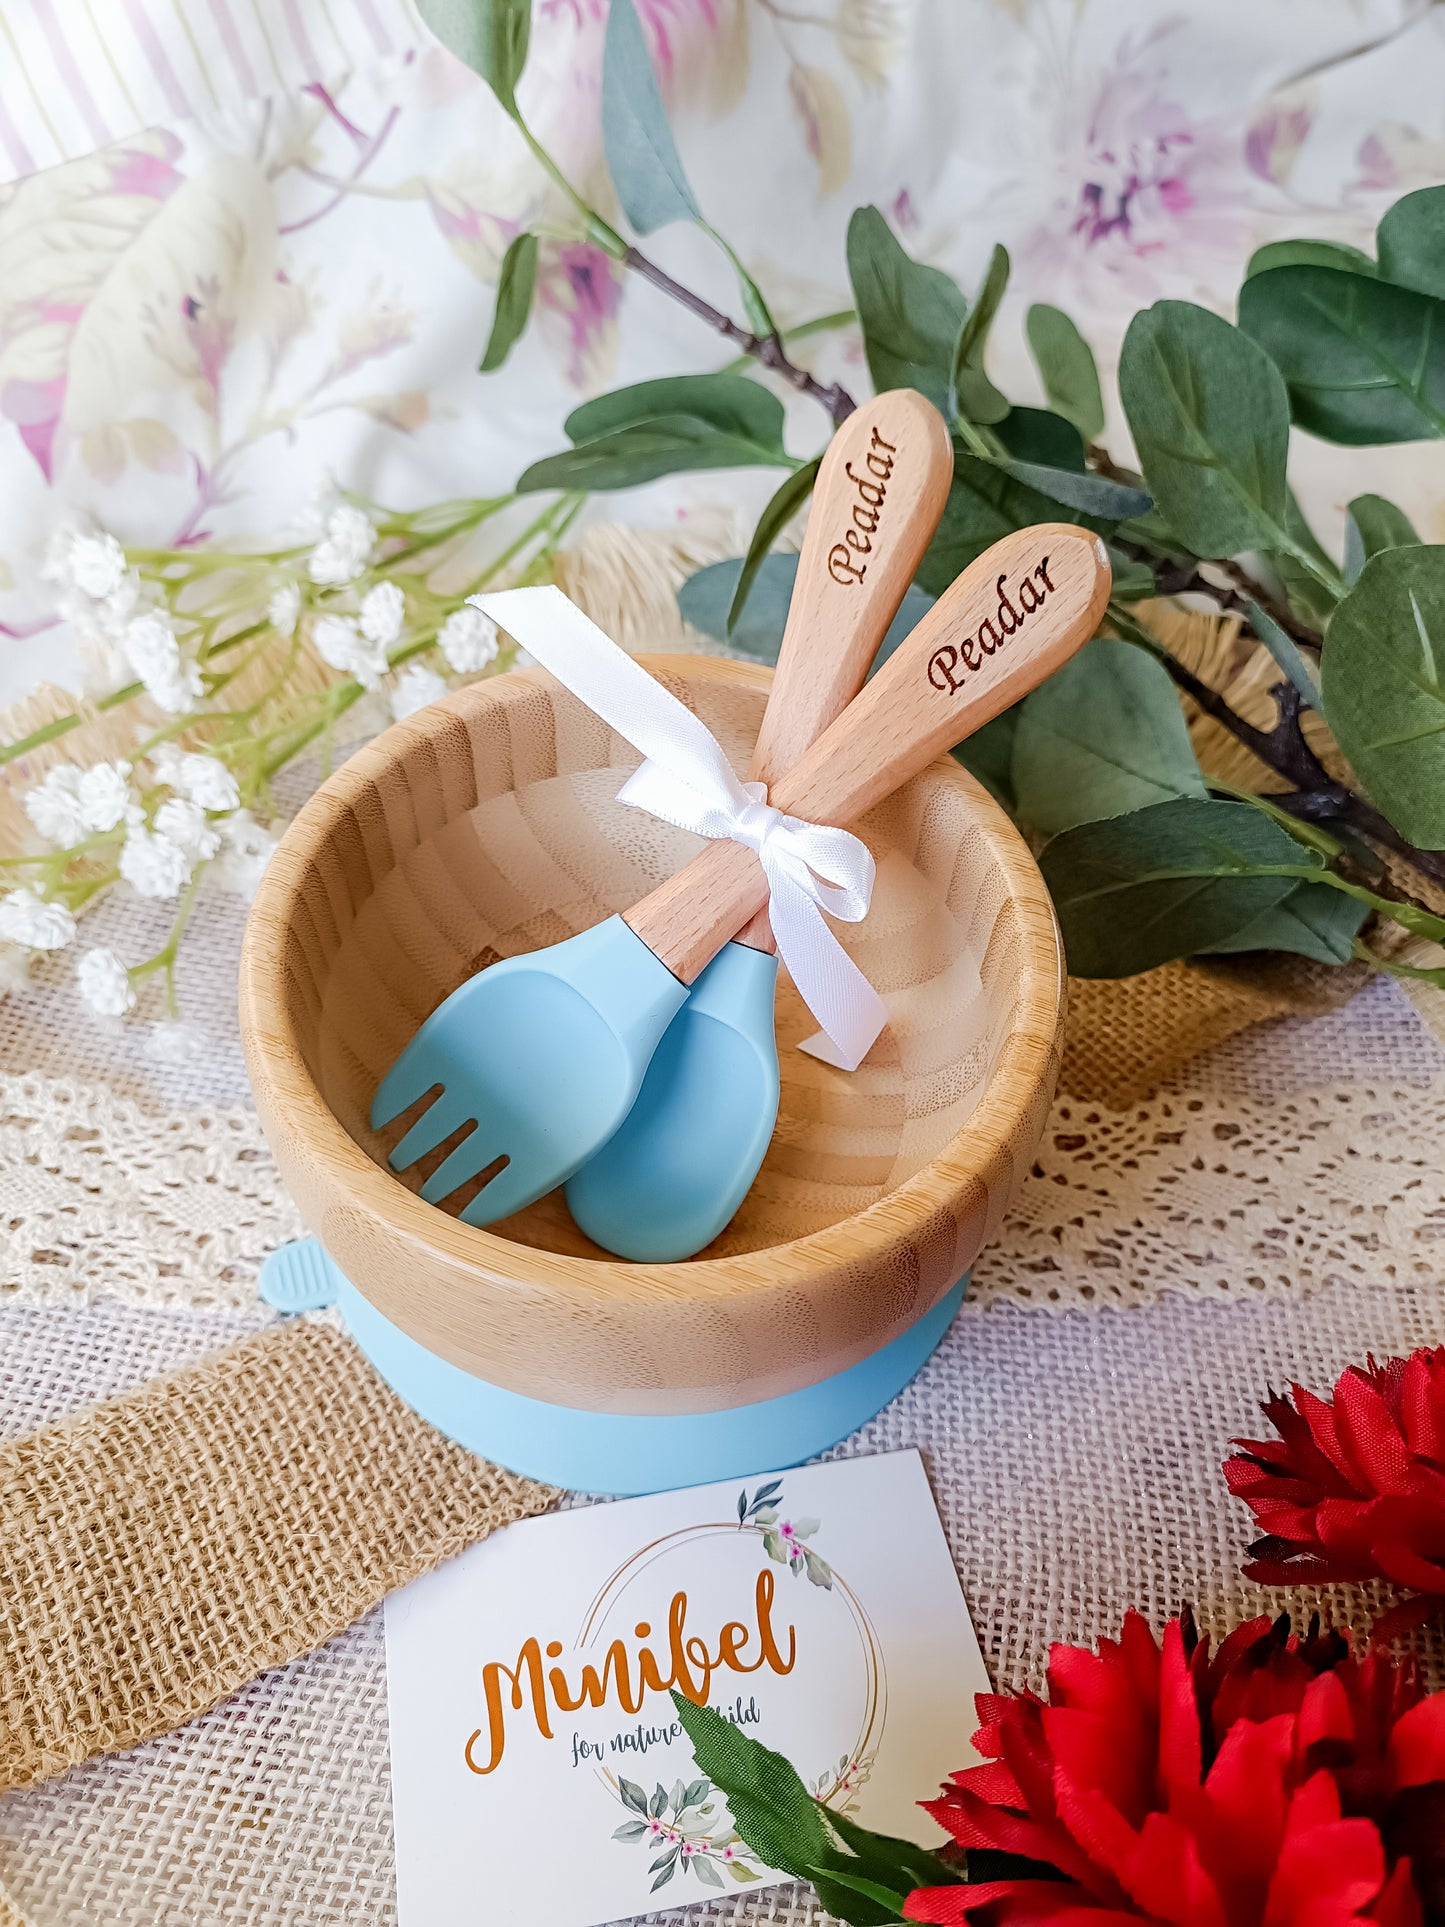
[0,946,30,997]
[268,581,302,637]
[151,747,239,813]
[390,663,448,721]
[24,765,91,846]
[77,946,136,1016]
[360,579,405,649]
[307,504,375,586]
[312,613,388,690]
[75,760,133,833]
[210,809,278,899]
[68,532,129,600]
[119,824,192,899]
[155,796,222,861]
[121,611,202,714]
[440,604,499,674]
[146,1018,206,1066]
[0,887,76,951]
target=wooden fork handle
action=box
[733,388,953,952]
[626,523,1112,983]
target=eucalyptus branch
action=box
[1110,532,1321,652]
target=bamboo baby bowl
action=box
[240,655,1063,1494]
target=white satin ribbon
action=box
[474,586,888,1070]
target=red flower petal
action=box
[1387,1691,1445,1788]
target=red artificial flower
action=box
[903,1609,1445,1927]
[1224,1348,1445,1635]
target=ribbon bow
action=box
[474,587,888,1070]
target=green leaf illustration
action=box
[1039,798,1323,977]
[414,0,529,110]
[1344,493,1420,583]
[846,205,966,413]
[650,1783,668,1818]
[619,1777,649,1814]
[479,231,538,373]
[602,0,700,234]
[1119,300,1293,558]
[1376,185,1445,298]
[1322,545,1445,847]
[693,1855,725,1888]
[1238,266,1445,443]
[1010,637,1206,836]
[803,1549,834,1589]
[728,457,820,634]
[682,1778,711,1810]
[951,243,1011,425]
[649,1864,675,1891]
[613,1820,648,1842]
[1025,302,1105,440]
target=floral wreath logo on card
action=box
[576,1480,886,1901]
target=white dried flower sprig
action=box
[6,487,572,1021]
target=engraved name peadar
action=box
[463,1570,796,1776]
[828,426,897,586]
[926,558,1057,694]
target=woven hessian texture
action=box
[0,1319,555,1795]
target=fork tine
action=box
[419,1131,504,1206]
[371,1047,441,1130]
[457,1158,547,1226]
[387,1092,477,1173]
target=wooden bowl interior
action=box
[289,660,1037,1263]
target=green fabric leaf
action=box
[804,1863,908,1917]
[518,418,793,491]
[602,0,700,233]
[1376,186,1445,299]
[679,554,932,668]
[915,452,1113,598]
[414,0,529,108]
[1344,493,1421,583]
[1039,797,1321,977]
[1268,488,1341,628]
[1106,544,1160,602]
[1321,545,1445,847]
[1238,266,1445,444]
[825,1808,961,1894]
[951,708,1020,811]
[1025,303,1105,441]
[994,406,1086,471]
[1247,599,1321,708]
[951,243,1011,425]
[993,460,1151,521]
[727,457,821,633]
[1010,637,1205,836]
[1118,300,1292,558]
[1245,239,1376,279]
[565,374,786,448]
[670,1694,830,1883]
[846,205,967,413]
[1200,879,1368,963]
[479,231,538,373]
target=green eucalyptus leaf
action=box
[1238,266,1445,444]
[1245,239,1376,279]
[1119,300,1292,557]
[602,0,700,233]
[670,1693,829,1882]
[1011,637,1205,836]
[518,417,793,492]
[1376,185,1445,298]
[952,707,1020,811]
[994,460,1151,521]
[565,374,786,448]
[1321,545,1445,847]
[1269,488,1341,628]
[995,406,1086,471]
[1039,797,1321,977]
[479,231,538,373]
[1344,493,1420,583]
[679,553,932,668]
[1025,303,1105,441]
[414,0,529,109]
[1106,544,1160,601]
[916,451,1114,597]
[1201,879,1368,963]
[951,243,1011,425]
[727,458,821,633]
[846,205,966,413]
[1248,599,1321,708]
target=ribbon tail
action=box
[766,862,889,1073]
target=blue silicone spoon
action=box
[563,390,956,1260]
[375,511,1111,1227]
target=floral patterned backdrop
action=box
[2,0,1444,702]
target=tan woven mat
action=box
[0,1318,553,1795]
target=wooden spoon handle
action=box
[627,522,1111,982]
[734,388,952,951]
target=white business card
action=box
[384,1449,987,1927]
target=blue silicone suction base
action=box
[259,1238,965,1496]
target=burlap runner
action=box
[0,1319,553,1794]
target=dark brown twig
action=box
[621,245,857,426]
